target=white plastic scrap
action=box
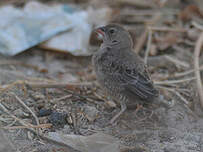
[0,1,92,56]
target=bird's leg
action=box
[134,103,143,114]
[133,103,144,119]
[110,102,127,124]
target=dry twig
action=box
[174,91,198,119]
[192,21,203,31]
[0,102,81,152]
[26,82,92,89]
[52,94,73,102]
[11,93,40,132]
[194,32,203,108]
[154,65,203,80]
[0,102,35,129]
[134,29,147,54]
[174,91,189,105]
[156,86,198,119]
[0,80,26,93]
[144,29,152,64]
[165,55,190,68]
[154,77,196,85]
[0,80,92,93]
[0,60,44,72]
[148,26,186,32]
[171,65,203,78]
[1,124,52,130]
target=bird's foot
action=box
[109,111,123,125]
[109,103,127,125]
[134,104,143,114]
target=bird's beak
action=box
[94,27,105,37]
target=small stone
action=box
[13,109,28,118]
[27,131,35,140]
[48,111,67,127]
[187,28,199,41]
[106,100,117,108]
[149,44,157,56]
[32,93,45,100]
[0,130,15,152]
[38,108,52,117]
[120,146,147,152]
[66,114,73,125]
[84,106,99,122]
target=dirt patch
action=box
[0,48,203,152]
[1,0,203,152]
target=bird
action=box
[92,24,160,124]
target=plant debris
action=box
[0,0,203,152]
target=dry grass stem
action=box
[0,102,80,152]
[11,93,40,130]
[154,65,203,80]
[148,26,186,32]
[1,123,52,130]
[172,65,203,77]
[0,80,26,93]
[174,91,189,105]
[165,55,190,68]
[154,77,196,85]
[194,32,203,108]
[53,94,73,102]
[173,91,198,119]
[0,60,42,71]
[26,82,92,89]
[156,86,198,119]
[144,29,152,64]
[134,29,147,54]
[192,21,203,31]
[0,80,92,94]
[0,102,35,130]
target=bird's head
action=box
[95,24,133,48]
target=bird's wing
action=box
[114,64,159,101]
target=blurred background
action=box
[0,0,203,152]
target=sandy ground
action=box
[1,0,203,151]
[0,48,203,152]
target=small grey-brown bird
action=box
[92,24,159,124]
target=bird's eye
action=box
[109,28,115,34]
[112,40,118,43]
